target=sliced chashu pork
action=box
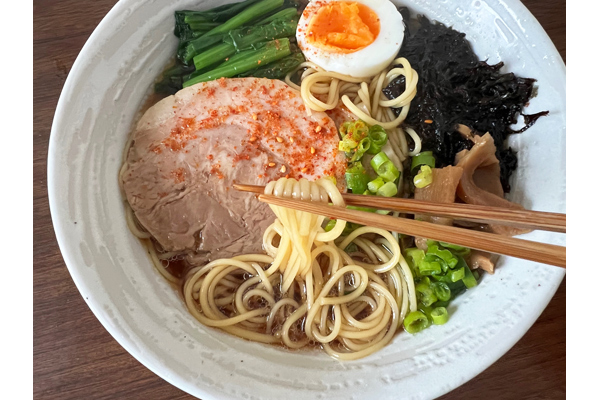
[122,77,346,262]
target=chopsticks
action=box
[233,184,566,233]
[259,195,566,268]
[233,184,566,268]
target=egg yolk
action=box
[306,2,381,53]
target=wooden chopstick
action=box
[233,183,566,233]
[257,194,566,268]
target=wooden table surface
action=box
[33,0,566,398]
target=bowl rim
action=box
[47,0,209,397]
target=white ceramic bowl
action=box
[48,0,566,399]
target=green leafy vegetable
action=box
[183,38,292,87]
[237,52,304,79]
[256,7,298,25]
[192,16,298,70]
[203,0,285,37]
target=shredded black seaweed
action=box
[384,13,548,192]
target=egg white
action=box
[296,0,405,78]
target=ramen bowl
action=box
[48,0,566,398]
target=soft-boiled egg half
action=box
[296,0,405,78]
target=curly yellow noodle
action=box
[182,177,416,359]
[286,57,421,162]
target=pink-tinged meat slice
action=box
[454,133,529,236]
[121,78,346,261]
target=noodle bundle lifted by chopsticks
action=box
[183,177,417,360]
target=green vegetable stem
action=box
[183,38,292,86]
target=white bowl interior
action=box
[48,0,566,399]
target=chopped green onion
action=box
[338,121,371,158]
[451,257,478,288]
[370,151,400,182]
[368,125,387,144]
[379,161,401,182]
[419,304,433,320]
[403,311,430,334]
[342,222,362,235]
[370,151,390,171]
[411,150,436,174]
[431,282,451,302]
[450,267,465,282]
[418,276,431,286]
[439,241,471,257]
[350,137,371,162]
[427,242,459,269]
[345,163,369,193]
[446,279,467,292]
[431,307,449,325]
[368,142,383,155]
[367,177,385,193]
[425,254,449,273]
[324,219,336,232]
[416,282,438,307]
[347,205,377,213]
[432,300,450,308]
[376,181,398,197]
[414,165,433,188]
[404,248,425,276]
[339,121,353,136]
[339,134,359,152]
[462,265,478,288]
[415,281,430,293]
[418,258,442,277]
[348,120,369,141]
[367,125,387,154]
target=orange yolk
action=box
[306,2,381,53]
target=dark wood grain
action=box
[33,0,566,399]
